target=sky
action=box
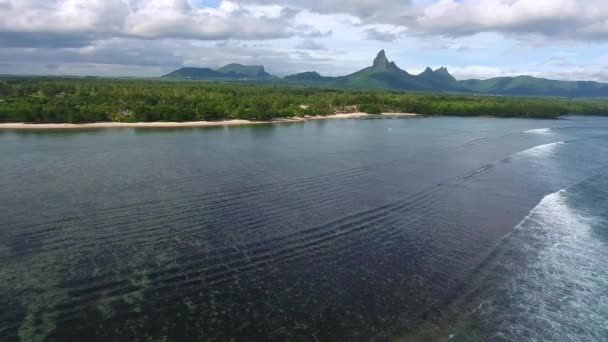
[1,0,608,81]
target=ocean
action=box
[1,116,607,341]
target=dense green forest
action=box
[0,77,607,123]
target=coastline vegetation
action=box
[1,77,607,124]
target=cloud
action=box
[122,1,299,40]
[0,37,349,77]
[249,0,412,19]
[421,39,476,51]
[241,1,608,43]
[4,1,608,46]
[544,65,608,82]
[540,55,576,68]
[365,28,402,42]
[0,32,94,48]
[0,38,185,71]
[448,65,520,80]
[414,0,608,41]
[0,0,11,10]
[296,39,327,50]
[0,0,313,47]
[445,61,608,83]
[1,0,608,83]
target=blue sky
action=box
[196,0,220,7]
[0,0,607,81]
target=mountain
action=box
[283,50,453,92]
[418,66,458,89]
[163,64,274,80]
[333,50,431,91]
[459,76,608,97]
[162,67,224,79]
[285,51,608,97]
[284,71,335,83]
[164,51,608,97]
[216,64,273,79]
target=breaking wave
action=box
[513,141,565,158]
[524,128,553,134]
[473,182,608,341]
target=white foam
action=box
[514,141,565,158]
[480,189,608,341]
[515,190,579,229]
[525,128,553,134]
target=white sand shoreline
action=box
[0,113,417,130]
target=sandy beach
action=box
[0,113,417,130]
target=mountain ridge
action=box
[163,51,608,97]
[163,63,274,80]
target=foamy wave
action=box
[514,141,565,158]
[514,190,583,230]
[480,187,608,341]
[525,128,553,134]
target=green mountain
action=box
[283,50,453,92]
[284,71,335,83]
[164,50,608,97]
[334,50,431,91]
[163,64,274,80]
[418,66,458,89]
[216,64,273,79]
[459,76,608,97]
[162,67,224,79]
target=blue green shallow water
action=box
[0,116,607,341]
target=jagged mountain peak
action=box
[434,67,456,82]
[421,67,433,74]
[373,50,389,68]
[415,65,456,87]
[370,50,406,74]
[420,66,450,75]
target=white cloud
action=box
[247,0,412,19]
[448,65,522,80]
[296,39,327,51]
[122,1,296,40]
[0,0,126,34]
[1,0,608,82]
[0,0,11,10]
[0,0,313,46]
[414,0,608,41]
[364,24,407,42]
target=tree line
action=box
[1,77,607,123]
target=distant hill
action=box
[163,64,274,80]
[284,71,335,83]
[333,50,431,91]
[418,66,458,90]
[164,51,608,97]
[162,67,224,79]
[459,76,608,97]
[216,64,273,79]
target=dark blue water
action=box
[1,116,607,341]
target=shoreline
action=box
[0,112,417,130]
